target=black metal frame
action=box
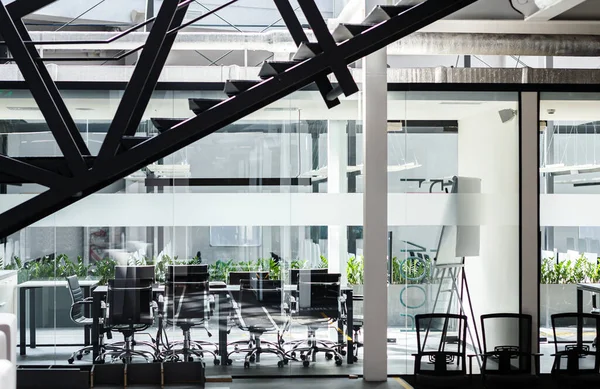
[0,0,479,238]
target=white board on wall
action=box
[435,176,482,266]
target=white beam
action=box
[525,0,587,22]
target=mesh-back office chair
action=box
[551,313,600,387]
[288,273,345,367]
[161,266,219,365]
[97,279,156,363]
[228,279,288,368]
[480,313,540,388]
[413,313,469,388]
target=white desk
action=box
[18,278,99,356]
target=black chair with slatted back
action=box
[551,313,600,388]
[480,313,540,388]
[289,272,345,367]
[66,275,95,364]
[413,313,469,388]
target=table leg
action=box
[83,286,91,346]
[577,288,583,348]
[92,291,101,362]
[346,289,353,365]
[19,288,26,356]
[218,293,228,365]
[29,288,36,349]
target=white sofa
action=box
[0,313,17,389]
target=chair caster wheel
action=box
[188,356,194,362]
[249,355,256,363]
[340,350,347,356]
[68,358,74,364]
[353,356,358,362]
[277,361,284,368]
[300,353,306,361]
[325,353,333,360]
[76,354,83,360]
[244,361,250,369]
[214,359,220,365]
[335,359,343,366]
[290,352,296,358]
[283,359,289,365]
[303,360,310,368]
[227,359,233,366]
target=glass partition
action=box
[539,92,600,373]
[387,91,521,374]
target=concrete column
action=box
[327,121,348,284]
[458,103,520,343]
[362,34,388,383]
[520,92,541,359]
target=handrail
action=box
[0,0,239,62]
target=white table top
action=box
[18,279,99,288]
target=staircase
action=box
[0,0,478,238]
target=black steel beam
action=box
[297,0,358,97]
[13,20,91,156]
[145,177,312,187]
[0,3,87,176]
[123,2,189,137]
[272,0,340,109]
[94,0,182,167]
[0,154,68,188]
[6,0,57,19]
[0,0,478,238]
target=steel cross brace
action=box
[0,0,479,238]
[272,0,340,109]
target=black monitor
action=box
[228,271,269,285]
[166,264,209,283]
[115,265,155,285]
[289,268,328,285]
[298,272,341,284]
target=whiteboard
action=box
[434,176,482,266]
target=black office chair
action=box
[97,279,156,363]
[550,313,600,387]
[228,279,288,368]
[66,275,116,364]
[160,266,219,365]
[287,273,345,367]
[479,313,540,388]
[413,313,469,388]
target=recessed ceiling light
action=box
[7,106,40,111]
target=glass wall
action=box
[387,91,521,374]
[0,85,526,376]
[539,92,600,373]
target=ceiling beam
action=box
[525,0,587,21]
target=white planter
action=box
[540,284,592,329]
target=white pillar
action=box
[362,35,388,383]
[458,105,520,330]
[327,121,348,284]
[520,92,541,359]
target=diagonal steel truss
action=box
[0,0,479,239]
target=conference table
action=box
[91,283,354,365]
[18,279,99,356]
[576,283,600,347]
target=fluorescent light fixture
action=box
[7,106,40,111]
[540,163,600,175]
[301,162,421,178]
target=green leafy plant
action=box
[291,259,307,269]
[318,255,328,269]
[346,255,363,285]
[209,259,234,282]
[92,257,117,285]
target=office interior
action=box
[2,0,600,386]
[0,85,597,378]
